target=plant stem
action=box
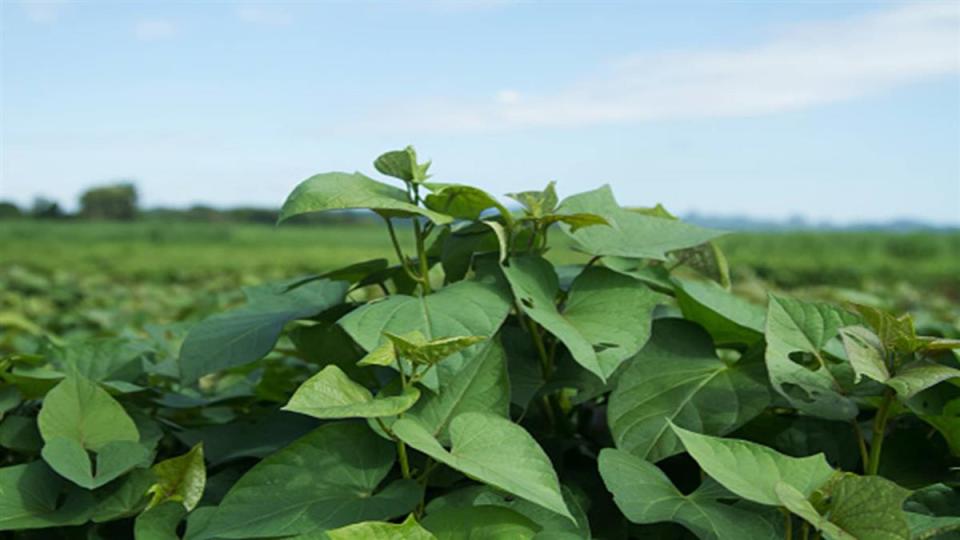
[383,217,420,283]
[801,522,810,540]
[413,217,432,295]
[396,439,412,479]
[867,388,896,475]
[851,419,869,472]
[781,508,793,540]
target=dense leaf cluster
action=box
[1,147,959,539]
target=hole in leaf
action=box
[781,383,817,403]
[593,342,619,353]
[788,351,820,371]
[521,298,534,309]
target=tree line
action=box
[0,182,374,225]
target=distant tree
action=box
[80,183,138,220]
[0,201,22,219]
[31,197,64,219]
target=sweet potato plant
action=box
[1,147,960,539]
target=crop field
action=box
[1,149,959,539]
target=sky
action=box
[1,0,959,225]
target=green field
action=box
[4,220,958,288]
[3,219,957,338]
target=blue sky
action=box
[1,1,958,224]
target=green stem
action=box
[413,217,432,295]
[867,389,896,475]
[397,439,412,479]
[383,217,420,283]
[781,508,793,540]
[851,419,869,472]
[801,522,810,540]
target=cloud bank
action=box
[378,3,959,133]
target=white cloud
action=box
[236,6,293,26]
[377,3,960,133]
[19,0,67,23]
[134,19,176,42]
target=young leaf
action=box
[599,448,778,539]
[393,412,573,521]
[507,181,559,218]
[374,146,430,184]
[557,185,724,260]
[339,279,511,389]
[179,279,348,383]
[764,295,860,420]
[608,319,769,462]
[327,514,435,540]
[279,171,451,224]
[670,423,835,506]
[839,326,890,384]
[853,304,924,355]
[384,331,487,366]
[283,365,421,419]
[202,422,421,538]
[146,443,206,512]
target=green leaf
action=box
[839,326,890,384]
[532,212,609,232]
[424,183,512,224]
[179,279,348,382]
[38,375,139,451]
[557,185,724,260]
[774,483,852,540]
[147,443,206,512]
[279,172,450,224]
[41,437,149,489]
[426,485,590,539]
[394,412,572,521]
[385,331,487,367]
[507,181,559,218]
[776,474,911,540]
[403,339,510,444]
[91,468,156,522]
[853,304,923,355]
[134,501,187,540]
[920,397,960,456]
[283,365,421,419]
[38,375,147,488]
[339,279,512,390]
[675,278,765,346]
[327,514,435,540]
[822,475,911,540]
[608,319,769,462]
[905,484,960,539]
[375,146,430,184]
[887,361,960,399]
[764,295,859,420]
[502,257,662,381]
[202,422,420,538]
[599,448,778,539]
[422,505,539,540]
[0,461,94,530]
[670,423,835,506]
